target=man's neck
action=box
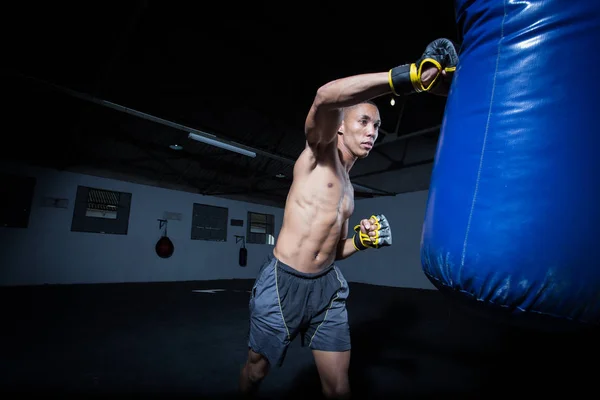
[337,147,357,173]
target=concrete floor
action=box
[0,279,596,398]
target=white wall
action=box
[0,162,283,286]
[338,190,436,290]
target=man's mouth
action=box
[361,142,373,150]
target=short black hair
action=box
[361,99,377,107]
[346,99,378,110]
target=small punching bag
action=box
[421,0,600,328]
[155,219,174,259]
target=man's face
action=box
[339,103,381,159]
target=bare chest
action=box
[309,169,355,218]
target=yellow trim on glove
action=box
[368,215,380,246]
[416,57,443,92]
[409,63,421,92]
[352,224,366,251]
[353,223,371,251]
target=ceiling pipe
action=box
[14,73,296,165]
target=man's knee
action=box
[247,363,269,383]
[246,349,270,382]
[313,349,351,399]
[322,381,351,399]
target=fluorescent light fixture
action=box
[187,132,256,158]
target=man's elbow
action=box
[313,82,341,110]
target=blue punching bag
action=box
[421,0,600,327]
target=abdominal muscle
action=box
[273,149,354,274]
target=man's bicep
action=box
[304,99,343,148]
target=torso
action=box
[273,142,355,273]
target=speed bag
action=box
[155,236,174,259]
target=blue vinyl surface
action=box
[421,0,600,325]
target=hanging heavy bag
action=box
[239,247,247,267]
[235,235,247,267]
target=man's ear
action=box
[337,121,345,136]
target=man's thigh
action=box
[247,258,292,367]
[305,266,351,353]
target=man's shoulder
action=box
[302,139,339,162]
[292,146,316,174]
[293,143,340,182]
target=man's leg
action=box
[240,349,270,396]
[240,256,293,396]
[313,349,351,399]
[307,265,352,399]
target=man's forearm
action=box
[335,238,360,261]
[314,65,440,112]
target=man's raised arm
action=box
[304,73,391,149]
[304,38,460,149]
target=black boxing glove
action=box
[388,38,459,96]
[352,214,392,251]
[419,38,460,96]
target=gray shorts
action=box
[247,254,351,367]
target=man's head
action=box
[337,100,381,159]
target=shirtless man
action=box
[240,39,459,399]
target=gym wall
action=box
[0,161,283,286]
